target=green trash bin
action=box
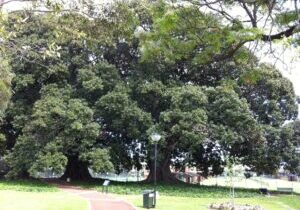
[143,190,154,209]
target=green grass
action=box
[0,179,57,192]
[1,179,298,210]
[121,195,300,210]
[76,180,300,210]
[0,191,88,210]
[0,179,88,210]
[276,195,300,209]
[76,180,262,198]
[202,176,300,193]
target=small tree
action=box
[224,157,244,205]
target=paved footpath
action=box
[54,183,136,210]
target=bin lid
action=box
[142,190,154,194]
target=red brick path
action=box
[55,183,136,210]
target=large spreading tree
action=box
[0,0,298,181]
[2,13,116,179]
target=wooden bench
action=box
[277,187,293,194]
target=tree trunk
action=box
[145,153,179,184]
[18,170,30,179]
[60,156,92,181]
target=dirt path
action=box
[54,183,136,210]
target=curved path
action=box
[54,183,136,210]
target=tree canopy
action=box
[0,0,298,181]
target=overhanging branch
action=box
[261,24,299,41]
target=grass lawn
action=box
[121,194,300,210]
[76,181,261,198]
[1,179,299,210]
[76,180,300,210]
[0,179,58,192]
[202,176,300,193]
[0,180,88,210]
[0,191,88,210]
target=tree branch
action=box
[190,0,223,7]
[295,0,299,20]
[238,0,257,27]
[261,24,299,41]
[192,0,235,21]
[213,41,248,62]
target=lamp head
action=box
[151,133,161,143]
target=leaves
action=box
[79,148,114,173]
[139,3,256,65]
[29,152,68,176]
[95,89,153,140]
[0,0,298,179]
[275,10,299,26]
[0,56,12,115]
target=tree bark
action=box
[60,156,92,180]
[145,152,180,184]
[18,170,30,179]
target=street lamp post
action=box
[150,133,161,208]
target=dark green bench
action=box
[277,187,293,193]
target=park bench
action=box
[277,187,293,194]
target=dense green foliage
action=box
[2,14,114,179]
[0,57,12,117]
[0,1,298,181]
[281,120,300,174]
[250,120,300,175]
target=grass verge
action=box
[76,180,262,198]
[0,179,88,210]
[121,194,300,210]
[0,179,57,192]
[75,180,300,210]
[0,190,88,210]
